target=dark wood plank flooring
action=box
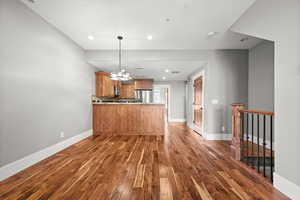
[0,125,289,200]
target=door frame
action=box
[153,84,171,122]
[191,70,205,136]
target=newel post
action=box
[231,104,245,160]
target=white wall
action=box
[154,81,186,121]
[0,0,95,167]
[153,86,167,104]
[186,50,249,137]
[231,0,300,195]
[249,41,274,111]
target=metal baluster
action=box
[246,113,249,165]
[251,113,254,167]
[241,112,244,160]
[270,115,273,182]
[263,115,266,177]
[257,114,260,173]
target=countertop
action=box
[93,102,165,105]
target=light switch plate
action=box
[212,99,219,104]
[60,132,65,138]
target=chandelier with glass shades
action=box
[110,36,133,81]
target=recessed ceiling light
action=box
[162,76,166,80]
[147,35,153,40]
[207,31,217,36]
[88,35,95,40]
[165,69,169,73]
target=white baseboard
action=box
[187,123,193,129]
[168,118,186,123]
[274,173,300,200]
[0,129,92,181]
[205,133,232,141]
[244,134,271,149]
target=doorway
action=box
[193,76,204,134]
[153,85,171,122]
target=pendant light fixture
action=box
[110,36,132,81]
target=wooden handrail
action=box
[239,109,274,116]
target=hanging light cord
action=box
[118,36,122,71]
[111,36,132,81]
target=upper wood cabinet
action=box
[95,72,120,97]
[95,73,153,97]
[120,83,135,99]
[134,79,154,90]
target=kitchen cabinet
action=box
[120,83,135,99]
[134,79,153,90]
[95,72,120,97]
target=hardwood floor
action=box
[242,141,274,158]
[0,125,289,200]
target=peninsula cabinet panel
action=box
[93,104,165,135]
[140,105,164,133]
[93,104,119,134]
[118,104,142,133]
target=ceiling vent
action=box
[171,71,181,74]
[240,37,249,42]
[135,67,145,70]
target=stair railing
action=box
[231,104,274,182]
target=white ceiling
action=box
[22,0,260,50]
[21,0,262,81]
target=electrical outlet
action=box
[60,132,65,138]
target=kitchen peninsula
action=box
[93,72,166,136]
[93,103,165,135]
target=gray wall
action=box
[187,50,249,136]
[232,0,300,188]
[154,81,186,120]
[86,49,210,81]
[249,41,274,111]
[0,0,94,166]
